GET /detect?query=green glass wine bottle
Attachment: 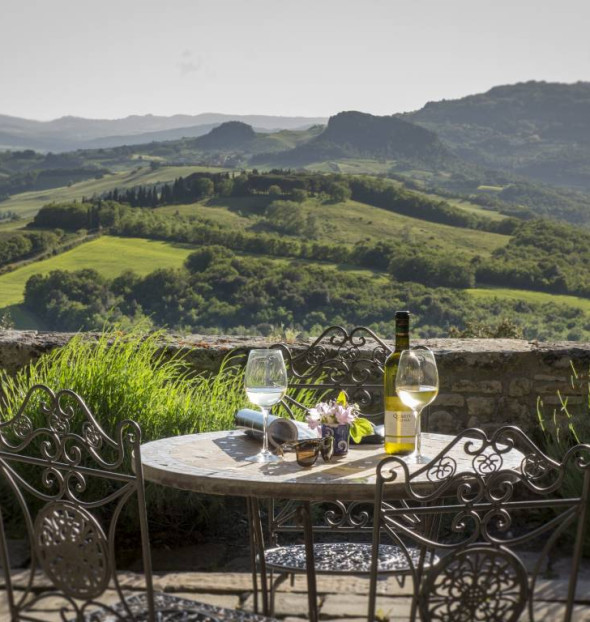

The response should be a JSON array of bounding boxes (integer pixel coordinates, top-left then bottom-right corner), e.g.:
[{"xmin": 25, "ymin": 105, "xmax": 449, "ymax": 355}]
[{"xmin": 384, "ymin": 311, "xmax": 415, "ymax": 454}]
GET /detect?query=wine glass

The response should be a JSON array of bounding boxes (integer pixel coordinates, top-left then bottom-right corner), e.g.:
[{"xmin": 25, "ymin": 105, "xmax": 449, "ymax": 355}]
[
  {"xmin": 244, "ymin": 349, "xmax": 288, "ymax": 463},
  {"xmin": 395, "ymin": 347, "xmax": 439, "ymax": 464}
]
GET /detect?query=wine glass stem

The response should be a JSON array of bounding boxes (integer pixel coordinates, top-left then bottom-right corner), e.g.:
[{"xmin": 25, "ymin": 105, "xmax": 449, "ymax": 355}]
[
  {"xmin": 414, "ymin": 408, "xmax": 422, "ymax": 460},
  {"xmin": 261, "ymin": 407, "xmax": 270, "ymax": 454}
]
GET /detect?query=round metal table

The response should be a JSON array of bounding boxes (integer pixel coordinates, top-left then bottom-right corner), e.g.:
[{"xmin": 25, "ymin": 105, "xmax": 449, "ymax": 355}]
[
  {"xmin": 139, "ymin": 430, "xmax": 475, "ymax": 501},
  {"xmin": 141, "ymin": 430, "xmax": 523, "ymax": 621}
]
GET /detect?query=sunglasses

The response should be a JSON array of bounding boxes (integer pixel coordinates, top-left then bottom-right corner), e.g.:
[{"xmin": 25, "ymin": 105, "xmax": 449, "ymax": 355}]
[{"xmin": 277, "ymin": 436, "xmax": 334, "ymax": 467}]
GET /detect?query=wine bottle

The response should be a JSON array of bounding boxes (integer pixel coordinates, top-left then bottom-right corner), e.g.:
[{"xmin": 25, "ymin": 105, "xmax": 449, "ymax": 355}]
[{"xmin": 384, "ymin": 311, "xmax": 415, "ymax": 454}]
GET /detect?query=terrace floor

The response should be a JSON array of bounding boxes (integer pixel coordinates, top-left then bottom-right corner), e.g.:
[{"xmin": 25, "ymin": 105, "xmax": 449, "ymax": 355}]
[{"xmin": 3, "ymin": 560, "xmax": 590, "ymax": 621}]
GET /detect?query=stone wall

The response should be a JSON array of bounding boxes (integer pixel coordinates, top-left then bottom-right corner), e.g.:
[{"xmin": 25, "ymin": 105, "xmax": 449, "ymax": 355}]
[{"xmin": 1, "ymin": 331, "xmax": 589, "ymax": 436}]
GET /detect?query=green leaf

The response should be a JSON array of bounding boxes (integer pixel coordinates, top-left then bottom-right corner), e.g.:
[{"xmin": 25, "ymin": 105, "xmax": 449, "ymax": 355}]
[
  {"xmin": 349, "ymin": 417, "xmax": 373, "ymax": 443},
  {"xmin": 336, "ymin": 390, "xmax": 348, "ymax": 406}
]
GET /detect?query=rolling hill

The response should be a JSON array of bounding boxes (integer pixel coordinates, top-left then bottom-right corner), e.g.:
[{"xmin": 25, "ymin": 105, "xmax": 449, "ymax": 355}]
[
  {"xmin": 253, "ymin": 111, "xmax": 456, "ymax": 168},
  {"xmin": 404, "ymin": 81, "xmax": 590, "ymax": 190},
  {"xmin": 0, "ymin": 112, "xmax": 328, "ymax": 152}
]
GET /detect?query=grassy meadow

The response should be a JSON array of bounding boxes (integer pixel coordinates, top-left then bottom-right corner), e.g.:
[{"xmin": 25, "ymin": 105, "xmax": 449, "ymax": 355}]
[
  {"xmin": 467, "ymin": 287, "xmax": 590, "ymax": 313},
  {"xmin": 2, "ymin": 165, "xmax": 229, "ymax": 219},
  {"xmin": 160, "ymin": 196, "xmax": 509, "ymax": 257},
  {"xmin": 0, "ymin": 236, "xmax": 195, "ymax": 308}
]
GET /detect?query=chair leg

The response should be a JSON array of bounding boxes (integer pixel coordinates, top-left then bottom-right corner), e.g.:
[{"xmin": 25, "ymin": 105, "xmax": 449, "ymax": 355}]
[
  {"xmin": 0, "ymin": 508, "xmax": 17, "ymax": 619},
  {"xmin": 247, "ymin": 498, "xmax": 260, "ymax": 614},
  {"xmin": 300, "ymin": 501, "xmax": 319, "ymax": 622},
  {"xmin": 249, "ymin": 497, "xmax": 270, "ymax": 616}
]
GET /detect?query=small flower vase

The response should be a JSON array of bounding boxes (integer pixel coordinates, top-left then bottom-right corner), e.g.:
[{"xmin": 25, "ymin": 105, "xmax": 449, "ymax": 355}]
[{"xmin": 321, "ymin": 423, "xmax": 350, "ymax": 456}]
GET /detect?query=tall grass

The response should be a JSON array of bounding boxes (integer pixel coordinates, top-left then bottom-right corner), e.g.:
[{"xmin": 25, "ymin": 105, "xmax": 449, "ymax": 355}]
[
  {"xmin": 0, "ymin": 325, "xmax": 249, "ymax": 540},
  {"xmin": 0, "ymin": 326, "xmax": 247, "ymax": 440},
  {"xmin": 537, "ymin": 363, "xmax": 590, "ymax": 554}
]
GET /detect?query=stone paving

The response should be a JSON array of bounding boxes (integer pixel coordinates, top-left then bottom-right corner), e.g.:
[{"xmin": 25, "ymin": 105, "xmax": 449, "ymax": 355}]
[
  {"xmin": 2, "ymin": 567, "xmax": 590, "ymax": 621},
  {"xmin": 2, "ymin": 540, "xmax": 590, "ymax": 620}
]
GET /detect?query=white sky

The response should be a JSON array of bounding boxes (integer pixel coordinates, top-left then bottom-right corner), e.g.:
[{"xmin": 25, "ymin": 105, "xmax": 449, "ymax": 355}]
[{"xmin": 2, "ymin": 0, "xmax": 590, "ymax": 120}]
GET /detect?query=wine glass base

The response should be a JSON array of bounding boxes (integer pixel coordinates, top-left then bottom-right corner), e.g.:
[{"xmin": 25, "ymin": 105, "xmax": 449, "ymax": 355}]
[{"xmin": 245, "ymin": 450, "xmax": 282, "ymax": 463}]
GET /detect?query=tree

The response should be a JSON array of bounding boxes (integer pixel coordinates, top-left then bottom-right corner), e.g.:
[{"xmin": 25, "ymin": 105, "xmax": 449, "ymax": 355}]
[
  {"xmin": 327, "ymin": 182, "xmax": 351, "ymax": 203},
  {"xmin": 291, "ymin": 188, "xmax": 307, "ymax": 203},
  {"xmin": 185, "ymin": 246, "xmax": 235, "ymax": 272}
]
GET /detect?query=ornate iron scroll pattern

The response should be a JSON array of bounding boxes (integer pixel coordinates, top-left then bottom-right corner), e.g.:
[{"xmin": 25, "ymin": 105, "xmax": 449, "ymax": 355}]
[
  {"xmin": 369, "ymin": 425, "xmax": 590, "ymax": 622},
  {"xmin": 270, "ymin": 499, "xmax": 373, "ymax": 539},
  {"xmin": 272, "ymin": 325, "xmax": 392, "ymax": 423},
  {"xmin": 421, "ymin": 546, "xmax": 528, "ymax": 622},
  {"xmin": 0, "ymin": 384, "xmax": 151, "ymax": 620}
]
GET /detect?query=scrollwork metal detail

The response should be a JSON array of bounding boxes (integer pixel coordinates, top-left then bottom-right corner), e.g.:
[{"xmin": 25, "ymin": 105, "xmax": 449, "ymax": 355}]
[
  {"xmin": 426, "ymin": 456, "xmax": 457, "ymax": 482},
  {"xmin": 35, "ymin": 501, "xmax": 110, "ymax": 600},
  {"xmin": 473, "ymin": 451, "xmax": 503, "ymax": 475},
  {"xmin": 272, "ymin": 325, "xmax": 392, "ymax": 422},
  {"xmin": 422, "ymin": 547, "xmax": 527, "ymax": 622}
]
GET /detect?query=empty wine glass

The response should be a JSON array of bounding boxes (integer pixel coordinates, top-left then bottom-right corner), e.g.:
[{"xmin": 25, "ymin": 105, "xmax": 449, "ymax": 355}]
[
  {"xmin": 244, "ymin": 349, "xmax": 288, "ymax": 463},
  {"xmin": 395, "ymin": 347, "xmax": 439, "ymax": 464}
]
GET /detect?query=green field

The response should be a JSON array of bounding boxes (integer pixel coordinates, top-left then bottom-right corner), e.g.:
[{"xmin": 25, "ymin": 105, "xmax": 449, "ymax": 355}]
[
  {"xmin": 467, "ymin": 287, "xmax": 590, "ymax": 313},
  {"xmin": 304, "ymin": 159, "xmax": 397, "ymax": 175},
  {"xmin": 156, "ymin": 199, "xmax": 254, "ymax": 229},
  {"xmin": 0, "ymin": 236, "xmax": 195, "ymax": 308},
  {"xmin": 305, "ymin": 199, "xmax": 509, "ymax": 256},
  {"xmin": 156, "ymin": 196, "xmax": 510, "ymax": 258},
  {"xmin": 416, "ymin": 191, "xmax": 507, "ymax": 222},
  {"xmin": 1, "ymin": 165, "xmax": 229, "ymax": 219}
]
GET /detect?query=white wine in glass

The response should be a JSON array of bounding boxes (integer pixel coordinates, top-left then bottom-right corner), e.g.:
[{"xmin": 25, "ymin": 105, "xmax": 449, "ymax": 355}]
[
  {"xmin": 244, "ymin": 349, "xmax": 288, "ymax": 463},
  {"xmin": 395, "ymin": 348, "xmax": 439, "ymax": 464}
]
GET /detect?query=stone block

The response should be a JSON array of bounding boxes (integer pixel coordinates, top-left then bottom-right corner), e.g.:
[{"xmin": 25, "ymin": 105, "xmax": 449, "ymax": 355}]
[
  {"xmin": 466, "ymin": 397, "xmax": 496, "ymax": 417},
  {"xmin": 171, "ymin": 592, "xmax": 241, "ymax": 610},
  {"xmin": 536, "ymin": 383, "xmax": 577, "ymax": 395},
  {"xmin": 429, "ymin": 410, "xmax": 461, "ymax": 434},
  {"xmin": 505, "ymin": 399, "xmax": 528, "ymax": 418},
  {"xmin": 534, "ymin": 374, "xmax": 567, "ymax": 382},
  {"xmin": 508, "ymin": 378, "xmax": 533, "ymax": 397},
  {"xmin": 540, "ymin": 395, "xmax": 584, "ymax": 406},
  {"xmin": 452, "ymin": 380, "xmax": 502, "ymax": 394},
  {"xmin": 322, "ymin": 593, "xmax": 411, "ymax": 619},
  {"xmin": 243, "ymin": 592, "xmax": 310, "ymax": 617},
  {"xmin": 434, "ymin": 393, "xmax": 465, "ymax": 407}
]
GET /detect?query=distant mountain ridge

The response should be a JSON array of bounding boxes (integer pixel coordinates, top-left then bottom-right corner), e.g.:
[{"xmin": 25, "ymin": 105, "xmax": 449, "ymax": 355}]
[
  {"xmin": 252, "ymin": 111, "xmax": 454, "ymax": 166},
  {"xmin": 0, "ymin": 112, "xmax": 327, "ymax": 152},
  {"xmin": 404, "ymin": 80, "xmax": 590, "ymax": 188},
  {"xmin": 193, "ymin": 121, "xmax": 257, "ymax": 149}
]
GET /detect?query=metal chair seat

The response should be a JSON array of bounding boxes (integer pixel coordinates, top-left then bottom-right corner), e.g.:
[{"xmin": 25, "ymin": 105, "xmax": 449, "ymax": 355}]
[
  {"xmin": 81, "ymin": 592, "xmax": 275, "ymax": 621},
  {"xmin": 264, "ymin": 542, "xmax": 437, "ymax": 574}
]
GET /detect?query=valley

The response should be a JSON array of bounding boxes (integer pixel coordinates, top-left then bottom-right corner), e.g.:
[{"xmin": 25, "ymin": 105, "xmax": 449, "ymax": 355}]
[{"xmin": 2, "ymin": 82, "xmax": 590, "ymax": 340}]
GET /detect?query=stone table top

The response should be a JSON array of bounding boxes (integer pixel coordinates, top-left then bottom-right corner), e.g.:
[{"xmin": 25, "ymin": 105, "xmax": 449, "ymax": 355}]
[{"xmin": 140, "ymin": 430, "xmax": 525, "ymax": 502}]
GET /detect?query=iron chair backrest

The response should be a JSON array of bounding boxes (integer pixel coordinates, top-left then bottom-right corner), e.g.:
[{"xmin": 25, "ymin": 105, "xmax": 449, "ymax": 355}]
[
  {"xmin": 271, "ymin": 325, "xmax": 392, "ymax": 425},
  {"xmin": 0, "ymin": 384, "xmax": 155, "ymax": 621},
  {"xmin": 369, "ymin": 426, "xmax": 590, "ymax": 622},
  {"xmin": 267, "ymin": 326, "xmax": 391, "ymax": 539}
]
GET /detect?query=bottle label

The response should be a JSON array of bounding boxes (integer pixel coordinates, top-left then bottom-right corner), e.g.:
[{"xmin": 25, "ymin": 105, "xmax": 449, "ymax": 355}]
[{"xmin": 385, "ymin": 410, "xmax": 415, "ymax": 442}]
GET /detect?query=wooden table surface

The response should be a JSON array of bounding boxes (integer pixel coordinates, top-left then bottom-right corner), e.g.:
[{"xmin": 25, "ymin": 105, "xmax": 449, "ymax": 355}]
[{"xmin": 140, "ymin": 430, "xmax": 525, "ymax": 502}]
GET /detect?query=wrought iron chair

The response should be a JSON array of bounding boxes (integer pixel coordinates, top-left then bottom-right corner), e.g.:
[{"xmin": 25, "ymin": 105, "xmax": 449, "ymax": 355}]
[
  {"xmin": 0, "ymin": 384, "xmax": 276, "ymax": 622},
  {"xmin": 240, "ymin": 326, "xmax": 434, "ymax": 611},
  {"xmin": 368, "ymin": 426, "xmax": 590, "ymax": 622}
]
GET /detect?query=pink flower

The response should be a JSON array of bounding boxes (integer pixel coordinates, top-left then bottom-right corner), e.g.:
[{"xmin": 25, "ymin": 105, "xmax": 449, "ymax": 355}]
[
  {"xmin": 334, "ymin": 404, "xmax": 357, "ymax": 425},
  {"xmin": 306, "ymin": 399, "xmax": 359, "ymax": 429},
  {"xmin": 306, "ymin": 409, "xmax": 322, "ymax": 430}
]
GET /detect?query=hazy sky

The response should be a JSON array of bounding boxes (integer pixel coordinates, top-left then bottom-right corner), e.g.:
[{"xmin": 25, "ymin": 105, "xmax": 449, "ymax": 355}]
[{"xmin": 2, "ymin": 0, "xmax": 590, "ymax": 121}]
